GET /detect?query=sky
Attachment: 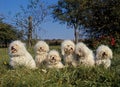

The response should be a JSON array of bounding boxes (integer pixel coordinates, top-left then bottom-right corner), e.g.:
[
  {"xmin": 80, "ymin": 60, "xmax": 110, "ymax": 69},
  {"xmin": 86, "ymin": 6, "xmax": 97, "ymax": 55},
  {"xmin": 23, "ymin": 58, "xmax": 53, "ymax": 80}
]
[{"xmin": 0, "ymin": 0, "xmax": 74, "ymax": 40}]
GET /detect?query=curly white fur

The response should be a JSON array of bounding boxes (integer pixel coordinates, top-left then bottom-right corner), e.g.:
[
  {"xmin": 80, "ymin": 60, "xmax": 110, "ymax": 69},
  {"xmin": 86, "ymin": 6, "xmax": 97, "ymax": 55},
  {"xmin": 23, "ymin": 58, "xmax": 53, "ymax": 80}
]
[
  {"xmin": 75, "ymin": 42, "xmax": 95, "ymax": 67},
  {"xmin": 95, "ymin": 45, "xmax": 113, "ymax": 68},
  {"xmin": 34, "ymin": 41, "xmax": 49, "ymax": 67},
  {"xmin": 9, "ymin": 40, "xmax": 36, "ymax": 69},
  {"xmin": 61, "ymin": 40, "xmax": 77, "ymax": 67},
  {"xmin": 46, "ymin": 50, "xmax": 64, "ymax": 68}
]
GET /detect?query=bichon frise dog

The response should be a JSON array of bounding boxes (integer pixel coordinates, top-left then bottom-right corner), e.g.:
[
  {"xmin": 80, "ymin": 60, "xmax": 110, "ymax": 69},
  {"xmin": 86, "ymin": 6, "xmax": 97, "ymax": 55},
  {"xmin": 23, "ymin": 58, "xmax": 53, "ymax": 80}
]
[
  {"xmin": 61, "ymin": 40, "xmax": 77, "ymax": 67},
  {"xmin": 75, "ymin": 42, "xmax": 95, "ymax": 67},
  {"xmin": 8, "ymin": 40, "xmax": 36, "ymax": 69},
  {"xmin": 34, "ymin": 41, "xmax": 49, "ymax": 67},
  {"xmin": 95, "ymin": 45, "xmax": 113, "ymax": 68},
  {"xmin": 46, "ymin": 50, "xmax": 64, "ymax": 68}
]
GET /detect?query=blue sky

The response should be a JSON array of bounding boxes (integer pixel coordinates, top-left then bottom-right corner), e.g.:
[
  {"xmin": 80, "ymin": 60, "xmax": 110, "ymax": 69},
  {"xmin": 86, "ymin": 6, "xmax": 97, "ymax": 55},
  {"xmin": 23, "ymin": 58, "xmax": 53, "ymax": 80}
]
[{"xmin": 0, "ymin": 0, "xmax": 74, "ymax": 40}]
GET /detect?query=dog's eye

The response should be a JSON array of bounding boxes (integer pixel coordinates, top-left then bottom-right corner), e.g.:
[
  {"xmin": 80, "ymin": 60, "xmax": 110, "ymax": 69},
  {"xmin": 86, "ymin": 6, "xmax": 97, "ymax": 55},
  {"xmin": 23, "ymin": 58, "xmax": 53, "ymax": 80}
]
[
  {"xmin": 67, "ymin": 45, "xmax": 70, "ymax": 47},
  {"xmin": 50, "ymin": 55, "xmax": 52, "ymax": 58},
  {"xmin": 54, "ymin": 55, "xmax": 57, "ymax": 58},
  {"xmin": 15, "ymin": 44, "xmax": 18, "ymax": 47}
]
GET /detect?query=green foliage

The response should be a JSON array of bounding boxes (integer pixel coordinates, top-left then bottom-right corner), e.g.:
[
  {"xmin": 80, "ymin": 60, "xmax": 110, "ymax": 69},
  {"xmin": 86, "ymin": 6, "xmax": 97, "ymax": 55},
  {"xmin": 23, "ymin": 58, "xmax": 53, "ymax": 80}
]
[
  {"xmin": 0, "ymin": 22, "xmax": 23, "ymax": 45},
  {"xmin": 52, "ymin": 0, "xmax": 120, "ymax": 42},
  {"xmin": 0, "ymin": 47, "xmax": 120, "ymax": 87},
  {"xmin": 0, "ymin": 14, "xmax": 5, "ymax": 23},
  {"xmin": 86, "ymin": 32, "xmax": 120, "ymax": 51},
  {"xmin": 52, "ymin": 0, "xmax": 88, "ymax": 43},
  {"xmin": 52, "ymin": 0, "xmax": 83, "ymax": 25},
  {"xmin": 83, "ymin": 0, "xmax": 120, "ymax": 37}
]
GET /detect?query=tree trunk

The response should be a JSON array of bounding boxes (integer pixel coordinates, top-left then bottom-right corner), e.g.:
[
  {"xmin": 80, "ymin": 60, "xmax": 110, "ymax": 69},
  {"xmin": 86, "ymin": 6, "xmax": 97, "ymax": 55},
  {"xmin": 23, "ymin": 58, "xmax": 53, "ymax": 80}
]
[
  {"xmin": 74, "ymin": 27, "xmax": 79, "ymax": 44},
  {"xmin": 28, "ymin": 16, "xmax": 32, "ymax": 47}
]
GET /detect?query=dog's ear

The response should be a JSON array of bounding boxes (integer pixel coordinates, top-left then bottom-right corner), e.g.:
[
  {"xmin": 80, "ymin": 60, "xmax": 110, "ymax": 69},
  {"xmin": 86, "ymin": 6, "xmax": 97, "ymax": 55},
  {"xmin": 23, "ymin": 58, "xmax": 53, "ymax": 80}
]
[
  {"xmin": 61, "ymin": 48, "xmax": 65, "ymax": 55},
  {"xmin": 109, "ymin": 48, "xmax": 113, "ymax": 59},
  {"xmin": 96, "ymin": 51, "xmax": 102, "ymax": 59},
  {"xmin": 46, "ymin": 53, "xmax": 50, "ymax": 62},
  {"xmin": 46, "ymin": 44, "xmax": 50, "ymax": 52},
  {"xmin": 57, "ymin": 55, "xmax": 61, "ymax": 62},
  {"xmin": 23, "ymin": 43, "xmax": 26, "ymax": 47},
  {"xmin": 110, "ymin": 52, "xmax": 113, "ymax": 59},
  {"xmin": 61, "ymin": 41, "xmax": 65, "ymax": 55}
]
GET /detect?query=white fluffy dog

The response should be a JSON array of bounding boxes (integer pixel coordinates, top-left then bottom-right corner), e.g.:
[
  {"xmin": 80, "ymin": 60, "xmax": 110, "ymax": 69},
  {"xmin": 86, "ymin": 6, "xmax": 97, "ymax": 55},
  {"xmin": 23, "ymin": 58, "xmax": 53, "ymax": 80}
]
[
  {"xmin": 75, "ymin": 42, "xmax": 95, "ymax": 67},
  {"xmin": 34, "ymin": 41, "xmax": 49, "ymax": 67},
  {"xmin": 95, "ymin": 45, "xmax": 113, "ymax": 68},
  {"xmin": 8, "ymin": 40, "xmax": 36, "ymax": 69},
  {"xmin": 46, "ymin": 50, "xmax": 64, "ymax": 68},
  {"xmin": 61, "ymin": 40, "xmax": 77, "ymax": 67}
]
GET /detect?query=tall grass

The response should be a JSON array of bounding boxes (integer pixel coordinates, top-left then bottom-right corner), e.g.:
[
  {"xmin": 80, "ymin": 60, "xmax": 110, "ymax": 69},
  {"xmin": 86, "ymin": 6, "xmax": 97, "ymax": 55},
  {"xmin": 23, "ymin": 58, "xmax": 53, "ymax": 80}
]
[{"xmin": 0, "ymin": 47, "xmax": 120, "ymax": 87}]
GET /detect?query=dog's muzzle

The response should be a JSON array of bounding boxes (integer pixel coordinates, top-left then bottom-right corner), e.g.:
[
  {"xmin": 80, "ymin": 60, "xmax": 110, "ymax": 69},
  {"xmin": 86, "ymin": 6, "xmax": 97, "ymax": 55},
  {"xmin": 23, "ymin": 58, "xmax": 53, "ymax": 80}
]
[
  {"xmin": 11, "ymin": 46, "xmax": 17, "ymax": 53},
  {"xmin": 102, "ymin": 52, "xmax": 108, "ymax": 59},
  {"xmin": 50, "ymin": 57, "xmax": 57, "ymax": 64},
  {"xmin": 64, "ymin": 47, "xmax": 73, "ymax": 54}
]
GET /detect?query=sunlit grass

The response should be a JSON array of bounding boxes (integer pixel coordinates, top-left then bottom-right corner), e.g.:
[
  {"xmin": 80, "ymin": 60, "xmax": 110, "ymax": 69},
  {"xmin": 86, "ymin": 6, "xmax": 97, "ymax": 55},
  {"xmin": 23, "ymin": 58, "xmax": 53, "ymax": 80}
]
[
  {"xmin": 0, "ymin": 48, "xmax": 9, "ymax": 59},
  {"xmin": 0, "ymin": 46, "xmax": 120, "ymax": 87}
]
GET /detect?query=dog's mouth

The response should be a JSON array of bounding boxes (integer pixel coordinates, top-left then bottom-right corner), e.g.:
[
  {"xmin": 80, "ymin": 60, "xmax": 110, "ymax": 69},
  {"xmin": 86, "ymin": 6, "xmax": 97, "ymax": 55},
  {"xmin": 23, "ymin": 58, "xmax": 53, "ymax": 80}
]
[{"xmin": 11, "ymin": 46, "xmax": 17, "ymax": 53}]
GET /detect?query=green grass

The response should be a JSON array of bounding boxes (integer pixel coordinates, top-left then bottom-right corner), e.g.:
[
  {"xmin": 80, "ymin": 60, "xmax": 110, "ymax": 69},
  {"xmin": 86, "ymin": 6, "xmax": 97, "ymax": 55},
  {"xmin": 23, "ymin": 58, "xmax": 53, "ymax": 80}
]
[{"xmin": 0, "ymin": 47, "xmax": 120, "ymax": 87}]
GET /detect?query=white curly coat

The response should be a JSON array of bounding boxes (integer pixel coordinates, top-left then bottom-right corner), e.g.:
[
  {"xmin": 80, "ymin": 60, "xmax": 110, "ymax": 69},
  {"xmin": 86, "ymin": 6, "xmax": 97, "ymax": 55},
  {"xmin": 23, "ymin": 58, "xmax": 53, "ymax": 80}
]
[
  {"xmin": 95, "ymin": 45, "xmax": 113, "ymax": 68},
  {"xmin": 46, "ymin": 50, "xmax": 64, "ymax": 68},
  {"xmin": 9, "ymin": 40, "xmax": 36, "ymax": 69},
  {"xmin": 61, "ymin": 40, "xmax": 77, "ymax": 67},
  {"xmin": 34, "ymin": 41, "xmax": 49, "ymax": 67},
  {"xmin": 75, "ymin": 42, "xmax": 95, "ymax": 67}
]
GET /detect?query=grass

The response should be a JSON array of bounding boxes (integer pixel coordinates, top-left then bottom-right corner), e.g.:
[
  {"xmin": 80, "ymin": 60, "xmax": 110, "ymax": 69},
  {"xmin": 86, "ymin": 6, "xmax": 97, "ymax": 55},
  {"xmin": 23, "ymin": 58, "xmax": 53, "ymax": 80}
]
[{"xmin": 0, "ymin": 46, "xmax": 120, "ymax": 87}]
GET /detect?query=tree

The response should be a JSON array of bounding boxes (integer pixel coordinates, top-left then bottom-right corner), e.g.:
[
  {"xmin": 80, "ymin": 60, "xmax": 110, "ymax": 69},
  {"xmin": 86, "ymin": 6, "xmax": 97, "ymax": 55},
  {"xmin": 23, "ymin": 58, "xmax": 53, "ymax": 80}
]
[
  {"xmin": 0, "ymin": 14, "xmax": 5, "ymax": 23},
  {"xmin": 82, "ymin": 0, "xmax": 120, "ymax": 38},
  {"xmin": 15, "ymin": 0, "xmax": 47, "ymax": 46},
  {"xmin": 51, "ymin": 0, "xmax": 87, "ymax": 43},
  {"xmin": 0, "ymin": 21, "xmax": 23, "ymax": 47},
  {"xmin": 28, "ymin": 16, "xmax": 33, "ymax": 47},
  {"xmin": 52, "ymin": 0, "xmax": 120, "ymax": 42}
]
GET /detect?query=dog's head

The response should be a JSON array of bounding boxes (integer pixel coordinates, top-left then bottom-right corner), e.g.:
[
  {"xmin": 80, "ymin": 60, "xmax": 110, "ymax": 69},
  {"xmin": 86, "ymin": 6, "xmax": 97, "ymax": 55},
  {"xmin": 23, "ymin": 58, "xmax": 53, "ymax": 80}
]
[
  {"xmin": 34, "ymin": 41, "xmax": 49, "ymax": 54},
  {"xmin": 8, "ymin": 40, "xmax": 26, "ymax": 56},
  {"xmin": 96, "ymin": 45, "xmax": 113, "ymax": 59},
  {"xmin": 47, "ymin": 50, "xmax": 61, "ymax": 65},
  {"xmin": 61, "ymin": 40, "xmax": 75, "ymax": 55},
  {"xmin": 75, "ymin": 42, "xmax": 90, "ymax": 58}
]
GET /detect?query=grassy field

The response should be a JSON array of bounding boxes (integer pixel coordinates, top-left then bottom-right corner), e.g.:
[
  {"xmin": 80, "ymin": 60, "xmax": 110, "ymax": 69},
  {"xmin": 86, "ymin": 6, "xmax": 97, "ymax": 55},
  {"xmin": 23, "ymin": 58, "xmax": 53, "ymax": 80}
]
[{"xmin": 0, "ymin": 46, "xmax": 120, "ymax": 87}]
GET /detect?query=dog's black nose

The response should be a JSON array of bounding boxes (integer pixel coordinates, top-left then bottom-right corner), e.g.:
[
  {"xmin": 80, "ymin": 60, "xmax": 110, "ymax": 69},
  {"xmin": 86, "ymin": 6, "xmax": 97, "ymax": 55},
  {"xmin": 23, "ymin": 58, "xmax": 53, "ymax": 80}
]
[
  {"xmin": 102, "ymin": 52, "xmax": 106, "ymax": 56},
  {"xmin": 40, "ymin": 47, "xmax": 42, "ymax": 49},
  {"xmin": 52, "ymin": 57, "xmax": 54, "ymax": 60},
  {"xmin": 71, "ymin": 48, "xmax": 73, "ymax": 50}
]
